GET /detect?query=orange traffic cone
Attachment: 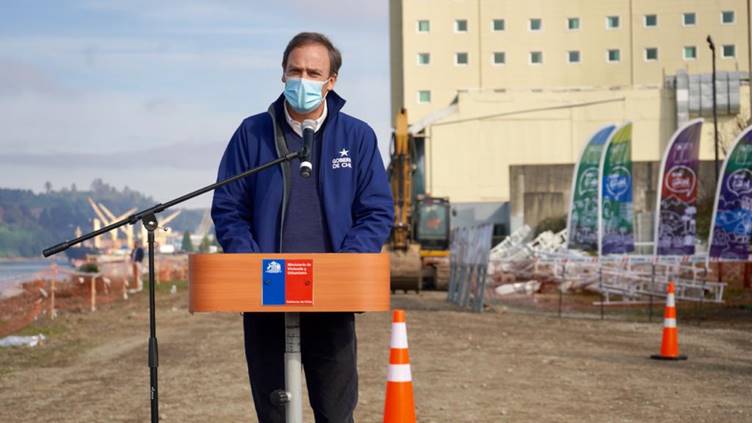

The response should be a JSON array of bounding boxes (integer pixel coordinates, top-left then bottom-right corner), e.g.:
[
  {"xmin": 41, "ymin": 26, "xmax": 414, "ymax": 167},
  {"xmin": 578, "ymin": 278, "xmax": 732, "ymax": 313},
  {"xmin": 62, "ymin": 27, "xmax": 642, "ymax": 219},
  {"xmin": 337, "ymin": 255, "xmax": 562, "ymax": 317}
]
[
  {"xmin": 384, "ymin": 309, "xmax": 416, "ymax": 423},
  {"xmin": 650, "ymin": 281, "xmax": 687, "ymax": 361}
]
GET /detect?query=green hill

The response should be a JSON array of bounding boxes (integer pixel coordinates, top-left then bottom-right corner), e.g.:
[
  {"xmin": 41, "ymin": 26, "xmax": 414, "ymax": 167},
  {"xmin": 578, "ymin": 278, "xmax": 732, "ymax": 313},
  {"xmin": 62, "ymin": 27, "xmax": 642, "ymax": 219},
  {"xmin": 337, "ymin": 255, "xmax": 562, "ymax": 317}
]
[{"xmin": 0, "ymin": 179, "xmax": 207, "ymax": 257}]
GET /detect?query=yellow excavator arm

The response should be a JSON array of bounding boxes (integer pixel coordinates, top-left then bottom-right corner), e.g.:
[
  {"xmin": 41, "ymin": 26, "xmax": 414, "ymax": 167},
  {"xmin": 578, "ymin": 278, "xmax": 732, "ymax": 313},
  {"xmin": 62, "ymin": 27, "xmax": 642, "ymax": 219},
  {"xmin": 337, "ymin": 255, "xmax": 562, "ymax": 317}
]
[{"xmin": 389, "ymin": 108, "xmax": 412, "ymax": 251}]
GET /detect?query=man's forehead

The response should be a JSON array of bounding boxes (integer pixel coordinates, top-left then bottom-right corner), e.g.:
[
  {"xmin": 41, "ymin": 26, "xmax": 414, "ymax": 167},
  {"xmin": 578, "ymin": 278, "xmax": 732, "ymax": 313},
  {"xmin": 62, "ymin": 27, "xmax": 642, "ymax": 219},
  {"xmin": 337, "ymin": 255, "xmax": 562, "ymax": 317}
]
[{"xmin": 286, "ymin": 44, "xmax": 329, "ymax": 68}]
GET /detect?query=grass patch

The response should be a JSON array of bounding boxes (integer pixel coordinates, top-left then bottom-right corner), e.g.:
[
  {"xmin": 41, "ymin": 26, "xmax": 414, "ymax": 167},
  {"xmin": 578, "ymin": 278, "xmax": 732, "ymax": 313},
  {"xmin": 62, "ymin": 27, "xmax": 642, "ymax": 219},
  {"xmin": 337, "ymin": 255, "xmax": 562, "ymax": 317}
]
[
  {"xmin": 16, "ymin": 320, "xmax": 68, "ymax": 338},
  {"xmin": 1, "ymin": 279, "xmax": 190, "ymax": 377},
  {"xmin": 143, "ymin": 279, "xmax": 188, "ymax": 294},
  {"xmin": 739, "ymin": 303, "xmax": 752, "ymax": 312},
  {"xmin": 0, "ymin": 315, "xmax": 90, "ymax": 374}
]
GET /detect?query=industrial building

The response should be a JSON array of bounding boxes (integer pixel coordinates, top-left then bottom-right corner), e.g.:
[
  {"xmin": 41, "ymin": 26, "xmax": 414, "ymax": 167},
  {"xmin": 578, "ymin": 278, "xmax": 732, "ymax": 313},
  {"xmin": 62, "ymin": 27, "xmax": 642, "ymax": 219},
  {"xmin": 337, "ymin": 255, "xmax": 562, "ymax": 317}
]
[{"xmin": 389, "ymin": 0, "xmax": 752, "ymax": 237}]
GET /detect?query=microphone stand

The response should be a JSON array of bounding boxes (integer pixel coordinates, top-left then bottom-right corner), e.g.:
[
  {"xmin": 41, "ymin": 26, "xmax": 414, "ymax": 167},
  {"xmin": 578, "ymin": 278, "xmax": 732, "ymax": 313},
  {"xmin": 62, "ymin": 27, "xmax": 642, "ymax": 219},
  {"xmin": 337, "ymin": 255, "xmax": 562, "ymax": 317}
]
[{"xmin": 43, "ymin": 149, "xmax": 304, "ymax": 423}]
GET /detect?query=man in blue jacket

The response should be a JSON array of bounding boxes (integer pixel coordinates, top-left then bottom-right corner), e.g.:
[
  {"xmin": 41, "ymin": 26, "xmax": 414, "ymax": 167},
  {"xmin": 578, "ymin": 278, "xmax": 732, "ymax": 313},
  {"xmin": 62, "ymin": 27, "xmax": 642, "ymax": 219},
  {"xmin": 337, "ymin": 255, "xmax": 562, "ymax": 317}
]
[{"xmin": 211, "ymin": 32, "xmax": 393, "ymax": 422}]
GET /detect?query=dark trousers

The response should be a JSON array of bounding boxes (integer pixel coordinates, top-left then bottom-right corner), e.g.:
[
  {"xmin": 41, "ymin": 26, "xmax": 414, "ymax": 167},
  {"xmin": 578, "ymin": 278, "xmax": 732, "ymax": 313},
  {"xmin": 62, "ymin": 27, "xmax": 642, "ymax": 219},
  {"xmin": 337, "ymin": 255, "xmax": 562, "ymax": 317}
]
[{"xmin": 243, "ymin": 312, "xmax": 358, "ymax": 423}]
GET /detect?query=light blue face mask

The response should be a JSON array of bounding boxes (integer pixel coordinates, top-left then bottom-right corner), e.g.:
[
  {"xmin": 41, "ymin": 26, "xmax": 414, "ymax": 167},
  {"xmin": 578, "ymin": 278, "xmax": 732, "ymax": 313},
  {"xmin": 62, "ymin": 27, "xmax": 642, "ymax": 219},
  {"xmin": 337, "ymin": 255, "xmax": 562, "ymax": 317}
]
[{"xmin": 284, "ymin": 77, "xmax": 327, "ymax": 113}]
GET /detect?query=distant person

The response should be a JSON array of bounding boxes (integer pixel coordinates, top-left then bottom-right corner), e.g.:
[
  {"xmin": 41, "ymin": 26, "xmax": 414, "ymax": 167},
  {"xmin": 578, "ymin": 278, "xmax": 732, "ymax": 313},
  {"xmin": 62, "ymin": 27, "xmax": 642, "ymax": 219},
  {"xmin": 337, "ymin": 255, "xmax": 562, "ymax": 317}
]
[
  {"xmin": 129, "ymin": 240, "xmax": 144, "ymax": 292},
  {"xmin": 212, "ymin": 32, "xmax": 393, "ymax": 422}
]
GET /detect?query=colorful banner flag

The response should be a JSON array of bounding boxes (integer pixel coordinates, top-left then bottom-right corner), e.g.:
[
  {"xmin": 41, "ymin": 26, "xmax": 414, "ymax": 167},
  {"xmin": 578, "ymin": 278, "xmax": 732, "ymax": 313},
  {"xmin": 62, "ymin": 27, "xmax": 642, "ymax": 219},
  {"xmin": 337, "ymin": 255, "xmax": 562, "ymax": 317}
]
[
  {"xmin": 598, "ymin": 123, "xmax": 634, "ymax": 255},
  {"xmin": 709, "ymin": 126, "xmax": 752, "ymax": 260},
  {"xmin": 654, "ymin": 119, "xmax": 703, "ymax": 256},
  {"xmin": 566, "ymin": 125, "xmax": 616, "ymax": 252}
]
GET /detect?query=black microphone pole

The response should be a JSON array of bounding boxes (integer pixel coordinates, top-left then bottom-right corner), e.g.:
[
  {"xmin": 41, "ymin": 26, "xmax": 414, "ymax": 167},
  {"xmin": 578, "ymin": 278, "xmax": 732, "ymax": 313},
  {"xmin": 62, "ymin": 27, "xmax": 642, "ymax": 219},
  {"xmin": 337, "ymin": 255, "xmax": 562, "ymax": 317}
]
[{"xmin": 43, "ymin": 147, "xmax": 305, "ymax": 423}]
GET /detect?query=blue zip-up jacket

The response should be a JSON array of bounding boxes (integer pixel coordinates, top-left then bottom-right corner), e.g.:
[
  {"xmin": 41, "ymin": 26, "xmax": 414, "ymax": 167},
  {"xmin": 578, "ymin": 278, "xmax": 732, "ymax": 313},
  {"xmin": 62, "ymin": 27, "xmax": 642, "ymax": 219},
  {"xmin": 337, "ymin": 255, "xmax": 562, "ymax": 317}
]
[{"xmin": 211, "ymin": 91, "xmax": 394, "ymax": 254}]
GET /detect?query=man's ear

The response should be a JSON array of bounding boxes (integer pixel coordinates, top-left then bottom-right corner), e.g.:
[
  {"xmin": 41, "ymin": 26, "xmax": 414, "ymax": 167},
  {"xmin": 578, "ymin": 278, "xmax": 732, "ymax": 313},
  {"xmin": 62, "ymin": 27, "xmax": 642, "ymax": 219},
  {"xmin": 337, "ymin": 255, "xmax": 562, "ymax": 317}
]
[{"xmin": 327, "ymin": 74, "xmax": 337, "ymax": 92}]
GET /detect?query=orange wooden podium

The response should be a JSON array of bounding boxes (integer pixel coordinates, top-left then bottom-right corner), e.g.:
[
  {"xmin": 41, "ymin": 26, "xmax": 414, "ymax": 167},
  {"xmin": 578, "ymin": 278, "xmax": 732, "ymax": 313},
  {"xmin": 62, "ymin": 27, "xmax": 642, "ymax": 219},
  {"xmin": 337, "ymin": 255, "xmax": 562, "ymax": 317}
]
[{"xmin": 189, "ymin": 253, "xmax": 391, "ymax": 312}]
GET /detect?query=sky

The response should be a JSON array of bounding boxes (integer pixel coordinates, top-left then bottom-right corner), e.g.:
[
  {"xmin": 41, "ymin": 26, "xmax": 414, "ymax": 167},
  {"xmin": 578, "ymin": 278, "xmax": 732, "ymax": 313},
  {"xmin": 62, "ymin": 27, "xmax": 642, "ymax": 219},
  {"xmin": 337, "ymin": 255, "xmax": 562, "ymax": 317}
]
[{"xmin": 0, "ymin": 0, "xmax": 391, "ymax": 209}]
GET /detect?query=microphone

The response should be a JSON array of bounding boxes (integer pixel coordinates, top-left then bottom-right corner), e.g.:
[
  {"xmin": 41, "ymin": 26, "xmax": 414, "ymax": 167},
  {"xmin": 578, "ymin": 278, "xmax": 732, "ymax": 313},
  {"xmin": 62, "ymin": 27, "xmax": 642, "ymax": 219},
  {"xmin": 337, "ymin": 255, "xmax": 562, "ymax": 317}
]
[{"xmin": 300, "ymin": 119, "xmax": 315, "ymax": 178}]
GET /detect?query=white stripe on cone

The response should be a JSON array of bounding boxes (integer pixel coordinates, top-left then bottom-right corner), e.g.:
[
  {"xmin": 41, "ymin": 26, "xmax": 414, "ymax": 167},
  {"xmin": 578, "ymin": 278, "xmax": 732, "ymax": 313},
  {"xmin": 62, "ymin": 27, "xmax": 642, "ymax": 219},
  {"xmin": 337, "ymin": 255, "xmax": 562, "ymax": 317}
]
[
  {"xmin": 387, "ymin": 364, "xmax": 412, "ymax": 382},
  {"xmin": 666, "ymin": 294, "xmax": 675, "ymax": 307},
  {"xmin": 391, "ymin": 323, "xmax": 408, "ymax": 349},
  {"xmin": 664, "ymin": 318, "xmax": 677, "ymax": 328}
]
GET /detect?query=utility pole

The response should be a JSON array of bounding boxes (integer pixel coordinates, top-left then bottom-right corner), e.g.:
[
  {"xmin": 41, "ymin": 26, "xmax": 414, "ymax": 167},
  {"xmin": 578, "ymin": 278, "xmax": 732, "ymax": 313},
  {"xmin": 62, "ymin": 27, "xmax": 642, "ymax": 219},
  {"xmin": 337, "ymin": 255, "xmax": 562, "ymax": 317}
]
[{"xmin": 707, "ymin": 35, "xmax": 720, "ymax": 185}]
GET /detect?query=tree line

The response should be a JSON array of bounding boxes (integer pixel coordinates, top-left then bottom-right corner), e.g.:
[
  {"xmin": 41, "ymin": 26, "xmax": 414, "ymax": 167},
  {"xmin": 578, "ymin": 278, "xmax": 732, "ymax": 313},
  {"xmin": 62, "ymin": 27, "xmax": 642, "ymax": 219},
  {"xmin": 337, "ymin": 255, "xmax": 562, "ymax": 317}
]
[{"xmin": 0, "ymin": 179, "xmax": 207, "ymax": 257}]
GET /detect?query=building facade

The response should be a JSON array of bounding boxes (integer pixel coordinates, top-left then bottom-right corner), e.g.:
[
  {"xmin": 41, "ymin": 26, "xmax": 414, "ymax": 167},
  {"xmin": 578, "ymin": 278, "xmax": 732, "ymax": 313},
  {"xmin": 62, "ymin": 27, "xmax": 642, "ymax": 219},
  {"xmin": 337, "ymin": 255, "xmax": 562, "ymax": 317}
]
[
  {"xmin": 389, "ymin": 0, "xmax": 752, "ymax": 234},
  {"xmin": 391, "ymin": 0, "xmax": 751, "ymax": 120}
]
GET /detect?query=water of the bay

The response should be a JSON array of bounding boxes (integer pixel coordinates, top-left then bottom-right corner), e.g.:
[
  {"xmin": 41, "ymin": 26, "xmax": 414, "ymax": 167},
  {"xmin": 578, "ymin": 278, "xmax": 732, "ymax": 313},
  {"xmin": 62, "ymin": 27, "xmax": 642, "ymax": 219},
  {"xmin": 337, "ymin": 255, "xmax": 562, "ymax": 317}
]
[{"xmin": 0, "ymin": 257, "xmax": 73, "ymax": 295}]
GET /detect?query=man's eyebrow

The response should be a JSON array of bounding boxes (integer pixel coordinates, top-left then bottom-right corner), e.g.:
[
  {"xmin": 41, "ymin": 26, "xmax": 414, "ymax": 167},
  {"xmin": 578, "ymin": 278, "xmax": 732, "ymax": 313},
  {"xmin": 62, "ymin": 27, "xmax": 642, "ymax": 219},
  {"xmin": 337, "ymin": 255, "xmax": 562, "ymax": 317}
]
[
  {"xmin": 286, "ymin": 64, "xmax": 327, "ymax": 75},
  {"xmin": 287, "ymin": 65, "xmax": 321, "ymax": 71}
]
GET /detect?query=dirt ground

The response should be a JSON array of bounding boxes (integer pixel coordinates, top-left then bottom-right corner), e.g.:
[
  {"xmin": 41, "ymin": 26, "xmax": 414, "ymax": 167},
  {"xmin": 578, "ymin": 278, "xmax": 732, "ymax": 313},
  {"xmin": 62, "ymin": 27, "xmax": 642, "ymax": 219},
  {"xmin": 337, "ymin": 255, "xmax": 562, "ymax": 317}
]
[{"xmin": 1, "ymin": 283, "xmax": 751, "ymax": 422}]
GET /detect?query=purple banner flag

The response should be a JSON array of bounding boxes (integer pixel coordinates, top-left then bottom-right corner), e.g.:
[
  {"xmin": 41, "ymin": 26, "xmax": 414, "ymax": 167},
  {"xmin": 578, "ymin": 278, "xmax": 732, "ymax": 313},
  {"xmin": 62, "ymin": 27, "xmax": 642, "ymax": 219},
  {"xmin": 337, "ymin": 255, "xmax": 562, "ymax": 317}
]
[
  {"xmin": 654, "ymin": 119, "xmax": 703, "ymax": 256},
  {"xmin": 709, "ymin": 126, "xmax": 752, "ymax": 260}
]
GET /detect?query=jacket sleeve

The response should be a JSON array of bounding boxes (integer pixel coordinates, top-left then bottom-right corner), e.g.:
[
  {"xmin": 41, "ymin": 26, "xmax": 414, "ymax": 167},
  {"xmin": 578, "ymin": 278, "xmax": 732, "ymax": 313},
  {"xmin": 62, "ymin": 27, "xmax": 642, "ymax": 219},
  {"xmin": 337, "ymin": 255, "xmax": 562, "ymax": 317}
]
[
  {"xmin": 211, "ymin": 125, "xmax": 261, "ymax": 253},
  {"xmin": 339, "ymin": 127, "xmax": 394, "ymax": 253}
]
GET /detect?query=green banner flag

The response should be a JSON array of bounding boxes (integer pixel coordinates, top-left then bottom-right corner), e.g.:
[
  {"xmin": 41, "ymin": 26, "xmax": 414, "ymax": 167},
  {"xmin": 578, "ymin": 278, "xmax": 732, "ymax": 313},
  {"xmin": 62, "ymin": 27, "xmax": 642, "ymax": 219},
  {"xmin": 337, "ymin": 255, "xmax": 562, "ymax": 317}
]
[{"xmin": 566, "ymin": 125, "xmax": 616, "ymax": 252}]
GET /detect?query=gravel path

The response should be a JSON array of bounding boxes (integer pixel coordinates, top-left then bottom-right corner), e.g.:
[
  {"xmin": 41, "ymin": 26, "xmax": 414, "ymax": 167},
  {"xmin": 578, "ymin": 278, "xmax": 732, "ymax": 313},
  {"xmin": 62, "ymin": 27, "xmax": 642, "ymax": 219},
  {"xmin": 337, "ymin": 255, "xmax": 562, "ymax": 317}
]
[{"xmin": 1, "ymin": 286, "xmax": 750, "ymax": 422}]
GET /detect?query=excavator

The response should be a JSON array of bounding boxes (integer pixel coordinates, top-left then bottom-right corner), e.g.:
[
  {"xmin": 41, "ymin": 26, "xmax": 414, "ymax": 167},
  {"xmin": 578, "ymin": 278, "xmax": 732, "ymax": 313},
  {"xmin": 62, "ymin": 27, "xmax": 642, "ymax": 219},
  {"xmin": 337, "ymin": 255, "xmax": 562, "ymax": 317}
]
[{"xmin": 386, "ymin": 108, "xmax": 451, "ymax": 293}]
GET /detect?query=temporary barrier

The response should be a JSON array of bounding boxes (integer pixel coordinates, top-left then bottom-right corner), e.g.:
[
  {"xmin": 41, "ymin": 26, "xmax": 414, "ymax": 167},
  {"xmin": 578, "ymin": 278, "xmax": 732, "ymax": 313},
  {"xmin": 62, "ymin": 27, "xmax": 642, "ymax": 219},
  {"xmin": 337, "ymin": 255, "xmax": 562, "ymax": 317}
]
[{"xmin": 447, "ymin": 224, "xmax": 493, "ymax": 312}]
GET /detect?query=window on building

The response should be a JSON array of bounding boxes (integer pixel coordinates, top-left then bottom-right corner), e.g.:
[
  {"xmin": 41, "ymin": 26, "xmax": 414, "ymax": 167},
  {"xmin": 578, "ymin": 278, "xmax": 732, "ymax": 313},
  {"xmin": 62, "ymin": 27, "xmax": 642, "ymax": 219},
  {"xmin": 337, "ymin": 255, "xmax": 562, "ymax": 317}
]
[
  {"xmin": 417, "ymin": 53, "xmax": 430, "ymax": 65},
  {"xmin": 492, "ymin": 19, "xmax": 505, "ymax": 31},
  {"xmin": 606, "ymin": 16, "xmax": 620, "ymax": 29},
  {"xmin": 722, "ymin": 11, "xmax": 735, "ymax": 24},
  {"xmin": 723, "ymin": 44, "xmax": 736, "ymax": 58},
  {"xmin": 607, "ymin": 49, "xmax": 620, "ymax": 62},
  {"xmin": 530, "ymin": 51, "xmax": 543, "ymax": 64},
  {"xmin": 645, "ymin": 47, "xmax": 658, "ymax": 61},
  {"xmin": 568, "ymin": 50, "xmax": 581, "ymax": 63},
  {"xmin": 683, "ymin": 12, "xmax": 696, "ymax": 26},
  {"xmin": 683, "ymin": 46, "xmax": 697, "ymax": 60},
  {"xmin": 568, "ymin": 17, "xmax": 580, "ymax": 30},
  {"xmin": 417, "ymin": 20, "xmax": 430, "ymax": 32},
  {"xmin": 492, "ymin": 51, "xmax": 506, "ymax": 64},
  {"xmin": 455, "ymin": 19, "xmax": 468, "ymax": 32},
  {"xmin": 529, "ymin": 18, "xmax": 542, "ymax": 31},
  {"xmin": 455, "ymin": 52, "xmax": 469, "ymax": 65},
  {"xmin": 418, "ymin": 90, "xmax": 431, "ymax": 104},
  {"xmin": 644, "ymin": 14, "xmax": 657, "ymax": 27}
]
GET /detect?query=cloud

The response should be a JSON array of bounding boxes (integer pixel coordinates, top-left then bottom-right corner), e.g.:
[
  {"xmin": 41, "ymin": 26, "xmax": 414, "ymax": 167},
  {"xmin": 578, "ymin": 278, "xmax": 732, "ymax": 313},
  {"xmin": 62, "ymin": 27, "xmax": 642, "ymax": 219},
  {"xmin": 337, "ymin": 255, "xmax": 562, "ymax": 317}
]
[
  {"xmin": 0, "ymin": 162, "xmax": 219, "ymax": 209},
  {"xmin": 0, "ymin": 59, "xmax": 69, "ymax": 96},
  {"xmin": 0, "ymin": 141, "xmax": 225, "ymax": 170},
  {"xmin": 0, "ymin": 0, "xmax": 392, "ymax": 203},
  {"xmin": 77, "ymin": 0, "xmax": 387, "ymax": 26},
  {"xmin": 76, "ymin": 0, "xmax": 274, "ymax": 23},
  {"xmin": 280, "ymin": 0, "xmax": 387, "ymax": 25},
  {"xmin": 0, "ymin": 89, "xmax": 242, "ymax": 154},
  {"xmin": 0, "ymin": 35, "xmax": 281, "ymax": 74}
]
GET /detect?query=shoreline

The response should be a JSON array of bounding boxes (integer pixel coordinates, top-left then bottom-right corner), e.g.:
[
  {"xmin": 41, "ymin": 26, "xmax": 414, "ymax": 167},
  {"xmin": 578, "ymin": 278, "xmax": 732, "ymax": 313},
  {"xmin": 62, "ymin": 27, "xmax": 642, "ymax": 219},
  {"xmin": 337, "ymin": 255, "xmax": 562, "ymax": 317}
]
[
  {"xmin": 0, "ymin": 258, "xmax": 76, "ymax": 300},
  {"xmin": 0, "ymin": 255, "xmax": 189, "ymax": 336},
  {"xmin": 0, "ymin": 256, "xmax": 41, "ymax": 263}
]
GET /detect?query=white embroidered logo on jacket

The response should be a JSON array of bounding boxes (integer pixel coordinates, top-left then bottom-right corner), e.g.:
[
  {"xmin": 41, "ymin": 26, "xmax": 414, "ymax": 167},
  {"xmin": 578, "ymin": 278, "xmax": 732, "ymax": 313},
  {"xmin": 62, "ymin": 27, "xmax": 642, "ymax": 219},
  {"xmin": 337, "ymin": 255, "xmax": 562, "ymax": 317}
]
[{"xmin": 332, "ymin": 148, "xmax": 352, "ymax": 170}]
